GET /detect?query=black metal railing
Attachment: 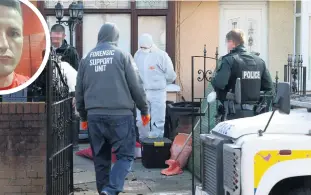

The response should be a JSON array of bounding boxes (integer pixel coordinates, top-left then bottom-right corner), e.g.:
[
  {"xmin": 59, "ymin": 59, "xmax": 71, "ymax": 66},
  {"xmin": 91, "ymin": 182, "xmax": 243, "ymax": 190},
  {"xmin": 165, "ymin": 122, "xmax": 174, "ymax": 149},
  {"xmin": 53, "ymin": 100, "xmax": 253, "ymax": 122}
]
[
  {"xmin": 284, "ymin": 54, "xmax": 307, "ymax": 96},
  {"xmin": 189, "ymin": 47, "xmax": 281, "ymax": 186},
  {"xmin": 190, "ymin": 45, "xmax": 219, "ymax": 192},
  {"xmin": 46, "ymin": 52, "xmax": 74, "ymax": 195}
]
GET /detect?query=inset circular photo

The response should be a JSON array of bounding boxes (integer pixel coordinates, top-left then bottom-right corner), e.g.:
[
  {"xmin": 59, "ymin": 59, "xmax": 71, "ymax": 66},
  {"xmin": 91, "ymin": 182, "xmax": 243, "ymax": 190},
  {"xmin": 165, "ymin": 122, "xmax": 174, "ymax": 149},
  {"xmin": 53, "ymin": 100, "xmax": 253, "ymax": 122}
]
[{"xmin": 0, "ymin": 0, "xmax": 50, "ymax": 95}]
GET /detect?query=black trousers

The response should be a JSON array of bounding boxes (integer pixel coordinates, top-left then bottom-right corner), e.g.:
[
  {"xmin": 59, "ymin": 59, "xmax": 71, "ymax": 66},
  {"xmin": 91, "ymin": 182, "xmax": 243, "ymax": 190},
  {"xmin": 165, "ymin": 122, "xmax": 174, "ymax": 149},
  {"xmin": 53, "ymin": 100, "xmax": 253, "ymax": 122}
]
[
  {"xmin": 226, "ymin": 108, "xmax": 254, "ymax": 120},
  {"xmin": 221, "ymin": 101, "xmax": 272, "ymax": 121}
]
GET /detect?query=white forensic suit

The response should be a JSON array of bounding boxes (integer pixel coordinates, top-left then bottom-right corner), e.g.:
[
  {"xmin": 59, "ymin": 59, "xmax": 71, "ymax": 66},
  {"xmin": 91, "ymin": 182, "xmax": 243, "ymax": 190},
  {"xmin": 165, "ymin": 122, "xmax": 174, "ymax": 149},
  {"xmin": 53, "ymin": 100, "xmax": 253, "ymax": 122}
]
[
  {"xmin": 134, "ymin": 34, "xmax": 177, "ymax": 139},
  {"xmin": 58, "ymin": 61, "xmax": 79, "ymax": 116},
  {"xmin": 59, "ymin": 61, "xmax": 77, "ymax": 93}
]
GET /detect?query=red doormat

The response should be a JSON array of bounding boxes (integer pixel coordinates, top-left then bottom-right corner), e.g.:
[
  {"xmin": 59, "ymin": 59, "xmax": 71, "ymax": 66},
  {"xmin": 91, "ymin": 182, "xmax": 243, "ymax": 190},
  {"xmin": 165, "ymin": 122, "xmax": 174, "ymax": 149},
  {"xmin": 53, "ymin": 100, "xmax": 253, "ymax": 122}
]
[
  {"xmin": 75, "ymin": 147, "xmax": 94, "ymax": 160},
  {"xmin": 75, "ymin": 147, "xmax": 117, "ymax": 163},
  {"xmin": 75, "ymin": 142, "xmax": 142, "ymax": 163}
]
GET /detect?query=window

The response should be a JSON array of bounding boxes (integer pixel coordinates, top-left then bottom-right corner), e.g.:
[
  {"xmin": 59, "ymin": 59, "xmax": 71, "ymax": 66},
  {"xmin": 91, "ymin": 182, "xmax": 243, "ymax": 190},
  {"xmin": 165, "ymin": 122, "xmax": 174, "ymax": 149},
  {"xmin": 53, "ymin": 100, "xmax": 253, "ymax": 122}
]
[
  {"xmin": 294, "ymin": 0, "xmax": 301, "ymax": 55},
  {"xmin": 45, "ymin": 0, "xmax": 131, "ymax": 9},
  {"xmin": 295, "ymin": 16, "xmax": 301, "ymax": 55},
  {"xmin": 309, "ymin": 17, "xmax": 311, "ymax": 79},
  {"xmin": 41, "ymin": 0, "xmax": 175, "ymax": 64},
  {"xmin": 83, "ymin": 14, "xmax": 131, "ymax": 56},
  {"xmin": 138, "ymin": 16, "xmax": 166, "ymax": 51},
  {"xmin": 82, "ymin": 1, "xmax": 130, "ymax": 9},
  {"xmin": 296, "ymin": 0, "xmax": 301, "ymax": 14},
  {"xmin": 136, "ymin": 0, "xmax": 168, "ymax": 9}
]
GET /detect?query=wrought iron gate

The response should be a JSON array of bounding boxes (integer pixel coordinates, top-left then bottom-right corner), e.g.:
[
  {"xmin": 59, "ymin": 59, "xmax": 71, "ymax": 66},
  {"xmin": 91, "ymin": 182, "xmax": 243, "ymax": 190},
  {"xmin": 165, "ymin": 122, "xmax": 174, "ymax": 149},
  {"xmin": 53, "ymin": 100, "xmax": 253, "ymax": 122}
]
[
  {"xmin": 187, "ymin": 45, "xmax": 219, "ymax": 192},
  {"xmin": 284, "ymin": 54, "xmax": 307, "ymax": 96},
  {"xmin": 46, "ymin": 53, "xmax": 74, "ymax": 195}
]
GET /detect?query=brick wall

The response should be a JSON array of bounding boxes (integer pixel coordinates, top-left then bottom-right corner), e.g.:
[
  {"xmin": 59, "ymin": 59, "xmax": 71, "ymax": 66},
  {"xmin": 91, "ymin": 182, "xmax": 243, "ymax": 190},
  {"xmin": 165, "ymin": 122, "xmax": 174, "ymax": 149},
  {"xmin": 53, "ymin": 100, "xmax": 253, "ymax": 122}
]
[
  {"xmin": 15, "ymin": 3, "xmax": 46, "ymax": 78},
  {"xmin": 0, "ymin": 103, "xmax": 46, "ymax": 195}
]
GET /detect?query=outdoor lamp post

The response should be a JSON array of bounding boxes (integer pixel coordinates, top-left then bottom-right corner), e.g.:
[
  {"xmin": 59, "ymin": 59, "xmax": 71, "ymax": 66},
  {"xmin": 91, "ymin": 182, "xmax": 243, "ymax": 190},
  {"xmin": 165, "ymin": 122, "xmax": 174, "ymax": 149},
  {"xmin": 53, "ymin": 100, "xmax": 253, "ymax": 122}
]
[
  {"xmin": 54, "ymin": 1, "xmax": 84, "ymax": 46},
  {"xmin": 54, "ymin": 1, "xmax": 84, "ymax": 151}
]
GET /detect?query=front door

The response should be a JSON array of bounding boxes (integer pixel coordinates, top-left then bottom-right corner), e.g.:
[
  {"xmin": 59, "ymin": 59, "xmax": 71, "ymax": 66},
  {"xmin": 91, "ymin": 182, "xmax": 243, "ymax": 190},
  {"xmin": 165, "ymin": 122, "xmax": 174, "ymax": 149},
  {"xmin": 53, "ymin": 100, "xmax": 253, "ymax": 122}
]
[{"xmin": 219, "ymin": 3, "xmax": 268, "ymax": 65}]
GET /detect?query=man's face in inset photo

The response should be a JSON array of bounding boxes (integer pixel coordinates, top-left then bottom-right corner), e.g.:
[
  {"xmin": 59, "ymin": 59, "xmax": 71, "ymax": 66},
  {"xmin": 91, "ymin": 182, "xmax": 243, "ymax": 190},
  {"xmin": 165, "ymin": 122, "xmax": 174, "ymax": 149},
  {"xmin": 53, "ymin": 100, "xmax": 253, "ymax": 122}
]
[{"xmin": 0, "ymin": 5, "xmax": 23, "ymax": 78}]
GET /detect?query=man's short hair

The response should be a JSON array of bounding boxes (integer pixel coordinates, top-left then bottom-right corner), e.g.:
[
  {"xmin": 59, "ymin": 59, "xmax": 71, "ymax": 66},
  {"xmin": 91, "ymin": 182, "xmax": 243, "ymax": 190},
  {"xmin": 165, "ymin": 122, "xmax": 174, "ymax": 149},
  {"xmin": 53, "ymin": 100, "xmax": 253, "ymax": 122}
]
[
  {"xmin": 51, "ymin": 24, "xmax": 65, "ymax": 33},
  {"xmin": 0, "ymin": 0, "xmax": 22, "ymax": 16},
  {"xmin": 226, "ymin": 29, "xmax": 245, "ymax": 46}
]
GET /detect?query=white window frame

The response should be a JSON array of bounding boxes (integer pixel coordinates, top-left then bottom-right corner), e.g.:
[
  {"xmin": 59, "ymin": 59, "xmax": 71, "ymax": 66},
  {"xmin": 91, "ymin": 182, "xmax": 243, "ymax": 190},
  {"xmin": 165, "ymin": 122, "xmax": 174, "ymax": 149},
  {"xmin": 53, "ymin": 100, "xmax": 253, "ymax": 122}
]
[
  {"xmin": 294, "ymin": 0, "xmax": 311, "ymax": 90},
  {"xmin": 293, "ymin": 0, "xmax": 301, "ymax": 55},
  {"xmin": 300, "ymin": 0, "xmax": 308, "ymax": 66}
]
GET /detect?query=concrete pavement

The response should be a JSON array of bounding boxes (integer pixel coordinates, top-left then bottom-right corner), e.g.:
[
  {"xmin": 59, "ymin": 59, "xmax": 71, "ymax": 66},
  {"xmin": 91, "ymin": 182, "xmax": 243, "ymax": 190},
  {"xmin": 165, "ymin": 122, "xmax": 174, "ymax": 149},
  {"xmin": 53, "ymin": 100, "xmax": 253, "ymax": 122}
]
[{"xmin": 74, "ymin": 144, "xmax": 195, "ymax": 195}]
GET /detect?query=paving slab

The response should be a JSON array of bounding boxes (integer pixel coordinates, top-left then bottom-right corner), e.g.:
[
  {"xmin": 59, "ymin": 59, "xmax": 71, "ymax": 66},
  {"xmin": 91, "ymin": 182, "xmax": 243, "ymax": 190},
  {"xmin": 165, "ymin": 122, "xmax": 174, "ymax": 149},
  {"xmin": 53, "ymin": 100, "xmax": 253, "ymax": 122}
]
[
  {"xmin": 74, "ymin": 144, "xmax": 197, "ymax": 194},
  {"xmin": 74, "ymin": 147, "xmax": 96, "ymax": 184},
  {"xmin": 75, "ymin": 192, "xmax": 191, "ymax": 195}
]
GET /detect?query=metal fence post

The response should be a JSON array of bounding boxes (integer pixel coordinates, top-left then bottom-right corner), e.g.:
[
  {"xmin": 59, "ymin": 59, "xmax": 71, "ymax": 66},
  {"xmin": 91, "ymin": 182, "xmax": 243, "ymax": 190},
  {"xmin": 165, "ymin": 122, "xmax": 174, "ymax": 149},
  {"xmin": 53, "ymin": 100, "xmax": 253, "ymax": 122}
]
[
  {"xmin": 46, "ymin": 52, "xmax": 53, "ymax": 195},
  {"xmin": 284, "ymin": 53, "xmax": 307, "ymax": 96}
]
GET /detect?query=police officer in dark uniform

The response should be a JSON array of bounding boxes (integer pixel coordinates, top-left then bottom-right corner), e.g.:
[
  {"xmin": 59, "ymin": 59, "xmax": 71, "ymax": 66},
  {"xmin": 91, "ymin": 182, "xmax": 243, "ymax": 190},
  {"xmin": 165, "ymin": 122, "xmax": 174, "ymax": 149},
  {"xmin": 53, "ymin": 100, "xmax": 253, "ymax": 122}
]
[{"xmin": 211, "ymin": 29, "xmax": 273, "ymax": 120}]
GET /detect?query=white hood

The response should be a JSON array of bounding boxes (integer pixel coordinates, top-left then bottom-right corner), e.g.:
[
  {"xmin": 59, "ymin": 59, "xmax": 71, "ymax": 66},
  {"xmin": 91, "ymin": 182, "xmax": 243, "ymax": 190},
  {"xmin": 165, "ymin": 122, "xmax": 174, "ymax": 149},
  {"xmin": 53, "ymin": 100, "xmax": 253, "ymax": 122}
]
[
  {"xmin": 212, "ymin": 109, "xmax": 311, "ymax": 139},
  {"xmin": 139, "ymin": 33, "xmax": 153, "ymax": 48}
]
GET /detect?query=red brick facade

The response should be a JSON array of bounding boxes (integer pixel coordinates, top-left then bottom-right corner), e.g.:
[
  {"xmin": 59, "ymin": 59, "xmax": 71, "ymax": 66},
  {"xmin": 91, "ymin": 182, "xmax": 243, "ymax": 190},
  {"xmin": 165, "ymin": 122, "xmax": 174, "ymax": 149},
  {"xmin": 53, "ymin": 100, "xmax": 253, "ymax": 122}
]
[{"xmin": 0, "ymin": 103, "xmax": 46, "ymax": 195}]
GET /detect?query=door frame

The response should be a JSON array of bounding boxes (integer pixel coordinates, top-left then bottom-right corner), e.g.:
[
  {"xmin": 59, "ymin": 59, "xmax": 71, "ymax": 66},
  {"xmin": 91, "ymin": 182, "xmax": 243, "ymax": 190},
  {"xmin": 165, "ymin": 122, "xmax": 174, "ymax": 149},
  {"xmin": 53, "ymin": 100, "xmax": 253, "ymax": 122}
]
[
  {"xmin": 219, "ymin": 1, "xmax": 268, "ymax": 67},
  {"xmin": 299, "ymin": 0, "xmax": 311, "ymax": 90}
]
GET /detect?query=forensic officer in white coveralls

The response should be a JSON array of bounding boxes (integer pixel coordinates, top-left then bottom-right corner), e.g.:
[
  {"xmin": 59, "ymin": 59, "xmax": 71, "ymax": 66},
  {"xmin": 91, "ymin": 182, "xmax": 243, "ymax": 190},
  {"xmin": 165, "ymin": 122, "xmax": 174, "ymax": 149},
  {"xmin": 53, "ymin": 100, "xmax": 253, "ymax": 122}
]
[{"xmin": 134, "ymin": 33, "xmax": 177, "ymax": 139}]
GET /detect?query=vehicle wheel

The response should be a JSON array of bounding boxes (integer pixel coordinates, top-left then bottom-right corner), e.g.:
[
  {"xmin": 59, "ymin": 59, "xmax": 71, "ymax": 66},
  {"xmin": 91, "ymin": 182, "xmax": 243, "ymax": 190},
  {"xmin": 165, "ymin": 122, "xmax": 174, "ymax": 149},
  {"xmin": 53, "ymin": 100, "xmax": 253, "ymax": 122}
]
[
  {"xmin": 287, "ymin": 187, "xmax": 311, "ymax": 195},
  {"xmin": 307, "ymin": 108, "xmax": 311, "ymax": 113}
]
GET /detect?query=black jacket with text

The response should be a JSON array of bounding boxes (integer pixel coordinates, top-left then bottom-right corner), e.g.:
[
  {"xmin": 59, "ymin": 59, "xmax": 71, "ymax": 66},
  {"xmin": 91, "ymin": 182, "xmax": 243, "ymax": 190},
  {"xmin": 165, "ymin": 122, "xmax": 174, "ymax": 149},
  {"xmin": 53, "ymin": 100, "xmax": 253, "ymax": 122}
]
[{"xmin": 211, "ymin": 45, "xmax": 273, "ymax": 103}]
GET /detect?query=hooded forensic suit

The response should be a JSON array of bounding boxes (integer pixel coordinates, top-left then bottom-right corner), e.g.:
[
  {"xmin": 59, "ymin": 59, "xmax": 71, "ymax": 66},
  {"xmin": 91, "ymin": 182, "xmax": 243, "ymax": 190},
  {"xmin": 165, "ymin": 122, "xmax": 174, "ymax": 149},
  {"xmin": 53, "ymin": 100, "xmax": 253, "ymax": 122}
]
[{"xmin": 134, "ymin": 34, "xmax": 177, "ymax": 139}]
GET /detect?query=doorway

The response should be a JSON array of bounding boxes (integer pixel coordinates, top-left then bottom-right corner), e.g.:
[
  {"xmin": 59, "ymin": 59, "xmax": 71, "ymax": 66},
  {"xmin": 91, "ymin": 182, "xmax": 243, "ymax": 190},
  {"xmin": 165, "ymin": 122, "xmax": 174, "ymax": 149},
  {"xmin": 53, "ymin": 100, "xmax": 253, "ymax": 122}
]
[{"xmin": 219, "ymin": 2, "xmax": 268, "ymax": 65}]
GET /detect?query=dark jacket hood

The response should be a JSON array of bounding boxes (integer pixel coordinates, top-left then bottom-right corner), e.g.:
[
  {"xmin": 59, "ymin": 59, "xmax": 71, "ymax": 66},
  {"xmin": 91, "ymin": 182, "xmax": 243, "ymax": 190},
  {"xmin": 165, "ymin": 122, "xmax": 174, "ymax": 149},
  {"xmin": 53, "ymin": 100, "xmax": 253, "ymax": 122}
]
[
  {"xmin": 97, "ymin": 22, "xmax": 119, "ymax": 46},
  {"xmin": 230, "ymin": 45, "xmax": 260, "ymax": 56},
  {"xmin": 230, "ymin": 45, "xmax": 247, "ymax": 53},
  {"xmin": 55, "ymin": 39, "xmax": 69, "ymax": 53}
]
